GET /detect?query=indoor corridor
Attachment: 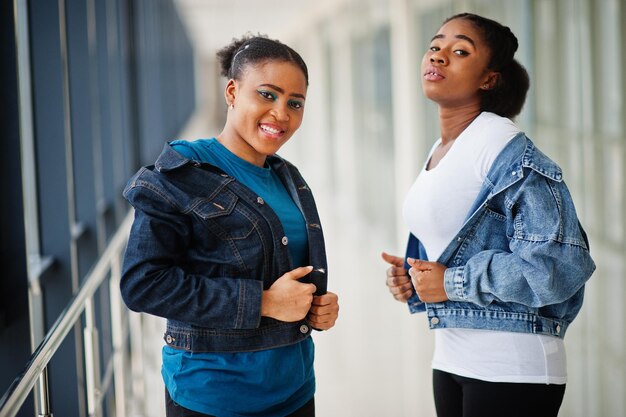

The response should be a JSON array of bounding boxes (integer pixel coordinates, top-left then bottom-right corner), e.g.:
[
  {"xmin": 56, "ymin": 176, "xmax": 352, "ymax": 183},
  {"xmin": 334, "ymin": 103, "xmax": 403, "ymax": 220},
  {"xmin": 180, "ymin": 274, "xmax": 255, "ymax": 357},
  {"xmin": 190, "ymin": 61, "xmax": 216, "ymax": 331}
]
[{"xmin": 1, "ymin": 1, "xmax": 625, "ymax": 417}]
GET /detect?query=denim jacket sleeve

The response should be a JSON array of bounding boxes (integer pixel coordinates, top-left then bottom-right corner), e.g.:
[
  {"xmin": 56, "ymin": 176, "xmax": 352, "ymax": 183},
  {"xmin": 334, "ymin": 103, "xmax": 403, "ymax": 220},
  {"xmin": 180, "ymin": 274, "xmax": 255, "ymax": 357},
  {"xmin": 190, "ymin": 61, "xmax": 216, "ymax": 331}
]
[
  {"xmin": 443, "ymin": 166, "xmax": 596, "ymax": 308},
  {"xmin": 121, "ymin": 172, "xmax": 263, "ymax": 329}
]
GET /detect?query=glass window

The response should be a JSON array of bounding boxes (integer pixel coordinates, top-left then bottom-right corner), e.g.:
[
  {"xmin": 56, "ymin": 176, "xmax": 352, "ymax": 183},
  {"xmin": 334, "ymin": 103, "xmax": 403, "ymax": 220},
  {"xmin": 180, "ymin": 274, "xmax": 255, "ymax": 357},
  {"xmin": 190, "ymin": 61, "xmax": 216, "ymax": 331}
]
[
  {"xmin": 594, "ymin": 0, "xmax": 622, "ymax": 135},
  {"xmin": 351, "ymin": 26, "xmax": 396, "ymax": 239}
]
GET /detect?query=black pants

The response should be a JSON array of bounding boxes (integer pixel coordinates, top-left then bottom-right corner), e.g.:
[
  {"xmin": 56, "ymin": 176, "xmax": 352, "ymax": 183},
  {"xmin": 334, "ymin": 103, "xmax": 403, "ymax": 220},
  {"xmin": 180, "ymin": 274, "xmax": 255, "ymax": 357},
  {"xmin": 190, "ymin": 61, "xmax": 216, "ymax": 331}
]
[
  {"xmin": 433, "ymin": 369, "xmax": 566, "ymax": 417},
  {"xmin": 165, "ymin": 388, "xmax": 315, "ymax": 417}
]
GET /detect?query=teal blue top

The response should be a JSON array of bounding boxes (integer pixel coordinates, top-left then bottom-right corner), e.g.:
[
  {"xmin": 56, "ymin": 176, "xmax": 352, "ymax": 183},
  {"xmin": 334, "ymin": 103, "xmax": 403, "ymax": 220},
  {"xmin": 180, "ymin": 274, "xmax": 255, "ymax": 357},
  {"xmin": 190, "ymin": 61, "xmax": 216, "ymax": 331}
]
[{"xmin": 161, "ymin": 138, "xmax": 314, "ymax": 417}]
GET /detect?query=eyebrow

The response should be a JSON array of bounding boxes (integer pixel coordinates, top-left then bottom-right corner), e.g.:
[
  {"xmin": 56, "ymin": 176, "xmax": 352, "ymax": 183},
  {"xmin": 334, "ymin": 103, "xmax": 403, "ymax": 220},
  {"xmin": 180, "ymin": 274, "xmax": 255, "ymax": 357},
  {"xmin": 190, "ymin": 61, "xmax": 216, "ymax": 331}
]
[
  {"xmin": 431, "ymin": 33, "xmax": 476, "ymax": 47},
  {"xmin": 259, "ymin": 83, "xmax": 306, "ymax": 100}
]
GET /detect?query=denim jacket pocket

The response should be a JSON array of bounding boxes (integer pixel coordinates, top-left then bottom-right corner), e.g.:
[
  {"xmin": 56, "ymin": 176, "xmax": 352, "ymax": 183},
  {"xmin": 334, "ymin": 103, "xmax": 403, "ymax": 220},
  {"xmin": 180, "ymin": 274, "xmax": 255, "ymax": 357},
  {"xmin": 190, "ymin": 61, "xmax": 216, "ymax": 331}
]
[
  {"xmin": 188, "ymin": 193, "xmax": 270, "ymax": 279},
  {"xmin": 189, "ymin": 189, "xmax": 237, "ymax": 219},
  {"xmin": 190, "ymin": 192, "xmax": 260, "ymax": 241}
]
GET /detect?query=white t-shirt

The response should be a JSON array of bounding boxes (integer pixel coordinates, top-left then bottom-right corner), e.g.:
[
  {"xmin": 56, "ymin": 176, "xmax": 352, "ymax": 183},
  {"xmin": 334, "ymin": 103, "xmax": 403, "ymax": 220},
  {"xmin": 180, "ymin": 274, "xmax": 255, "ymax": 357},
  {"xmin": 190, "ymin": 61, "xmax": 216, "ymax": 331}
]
[{"xmin": 402, "ymin": 112, "xmax": 566, "ymax": 384}]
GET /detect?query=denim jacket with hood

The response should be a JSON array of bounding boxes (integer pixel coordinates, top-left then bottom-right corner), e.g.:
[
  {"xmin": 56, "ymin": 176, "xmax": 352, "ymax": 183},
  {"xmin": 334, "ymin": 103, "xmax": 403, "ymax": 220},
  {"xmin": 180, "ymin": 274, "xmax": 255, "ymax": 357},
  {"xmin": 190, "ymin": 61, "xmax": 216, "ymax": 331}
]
[
  {"xmin": 121, "ymin": 144, "xmax": 327, "ymax": 352},
  {"xmin": 405, "ymin": 133, "xmax": 595, "ymax": 338}
]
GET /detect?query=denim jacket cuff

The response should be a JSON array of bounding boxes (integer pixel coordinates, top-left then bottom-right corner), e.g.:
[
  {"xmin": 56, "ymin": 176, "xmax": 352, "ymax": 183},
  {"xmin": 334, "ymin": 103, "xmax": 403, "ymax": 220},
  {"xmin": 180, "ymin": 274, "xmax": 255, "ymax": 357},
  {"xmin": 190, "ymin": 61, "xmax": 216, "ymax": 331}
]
[
  {"xmin": 407, "ymin": 291, "xmax": 425, "ymax": 313},
  {"xmin": 237, "ymin": 280, "xmax": 264, "ymax": 328},
  {"xmin": 444, "ymin": 266, "xmax": 467, "ymax": 302}
]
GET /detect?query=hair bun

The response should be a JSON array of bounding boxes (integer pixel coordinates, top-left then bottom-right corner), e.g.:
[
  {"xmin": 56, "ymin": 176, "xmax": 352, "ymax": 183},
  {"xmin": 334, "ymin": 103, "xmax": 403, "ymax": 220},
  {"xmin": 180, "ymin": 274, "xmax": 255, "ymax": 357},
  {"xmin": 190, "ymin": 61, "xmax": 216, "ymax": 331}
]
[{"xmin": 215, "ymin": 34, "xmax": 309, "ymax": 85}]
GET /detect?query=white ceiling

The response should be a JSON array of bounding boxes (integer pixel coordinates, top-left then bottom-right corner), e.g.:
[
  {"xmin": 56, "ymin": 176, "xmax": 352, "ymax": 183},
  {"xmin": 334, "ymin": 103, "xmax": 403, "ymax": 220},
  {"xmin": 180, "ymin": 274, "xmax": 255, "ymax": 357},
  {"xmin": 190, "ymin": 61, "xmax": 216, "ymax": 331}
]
[{"xmin": 174, "ymin": 0, "xmax": 318, "ymax": 58}]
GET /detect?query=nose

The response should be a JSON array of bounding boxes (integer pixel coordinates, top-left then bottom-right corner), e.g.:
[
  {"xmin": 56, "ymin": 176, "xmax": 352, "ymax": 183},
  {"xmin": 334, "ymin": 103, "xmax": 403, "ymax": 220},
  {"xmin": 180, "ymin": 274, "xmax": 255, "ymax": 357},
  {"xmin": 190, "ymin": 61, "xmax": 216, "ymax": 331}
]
[
  {"xmin": 271, "ymin": 103, "xmax": 290, "ymax": 122},
  {"xmin": 430, "ymin": 51, "xmax": 447, "ymax": 65}
]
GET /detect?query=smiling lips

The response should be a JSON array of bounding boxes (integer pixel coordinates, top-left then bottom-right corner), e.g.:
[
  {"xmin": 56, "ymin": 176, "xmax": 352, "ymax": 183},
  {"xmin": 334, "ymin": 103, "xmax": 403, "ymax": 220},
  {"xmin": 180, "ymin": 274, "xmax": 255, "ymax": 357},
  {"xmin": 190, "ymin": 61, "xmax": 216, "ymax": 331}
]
[
  {"xmin": 259, "ymin": 123, "xmax": 285, "ymax": 138},
  {"xmin": 424, "ymin": 66, "xmax": 445, "ymax": 81}
]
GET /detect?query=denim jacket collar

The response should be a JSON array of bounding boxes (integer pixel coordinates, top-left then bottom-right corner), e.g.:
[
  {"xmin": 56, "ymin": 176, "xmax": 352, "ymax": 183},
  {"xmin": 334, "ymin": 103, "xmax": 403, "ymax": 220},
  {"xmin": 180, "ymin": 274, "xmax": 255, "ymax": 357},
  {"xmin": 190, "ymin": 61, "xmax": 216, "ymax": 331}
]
[
  {"xmin": 155, "ymin": 143, "xmax": 195, "ymax": 172},
  {"xmin": 488, "ymin": 134, "xmax": 563, "ymax": 197},
  {"xmin": 155, "ymin": 142, "xmax": 291, "ymax": 177},
  {"xmin": 462, "ymin": 134, "xmax": 565, "ymax": 227}
]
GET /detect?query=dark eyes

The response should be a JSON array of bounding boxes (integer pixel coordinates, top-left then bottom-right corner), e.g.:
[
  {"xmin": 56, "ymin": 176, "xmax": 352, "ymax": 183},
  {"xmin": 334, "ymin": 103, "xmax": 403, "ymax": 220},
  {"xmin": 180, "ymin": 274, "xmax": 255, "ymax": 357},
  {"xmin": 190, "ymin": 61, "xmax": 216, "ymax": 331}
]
[
  {"xmin": 429, "ymin": 46, "xmax": 469, "ymax": 56},
  {"xmin": 257, "ymin": 90, "xmax": 304, "ymax": 110},
  {"xmin": 258, "ymin": 90, "xmax": 277, "ymax": 101}
]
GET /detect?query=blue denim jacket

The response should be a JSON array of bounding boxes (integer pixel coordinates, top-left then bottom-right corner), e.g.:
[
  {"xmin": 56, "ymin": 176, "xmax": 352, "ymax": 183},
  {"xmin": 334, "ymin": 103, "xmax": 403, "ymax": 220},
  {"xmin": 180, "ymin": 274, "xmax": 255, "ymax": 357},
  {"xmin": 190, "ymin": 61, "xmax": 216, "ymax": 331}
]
[
  {"xmin": 405, "ymin": 134, "xmax": 595, "ymax": 338},
  {"xmin": 121, "ymin": 144, "xmax": 327, "ymax": 352}
]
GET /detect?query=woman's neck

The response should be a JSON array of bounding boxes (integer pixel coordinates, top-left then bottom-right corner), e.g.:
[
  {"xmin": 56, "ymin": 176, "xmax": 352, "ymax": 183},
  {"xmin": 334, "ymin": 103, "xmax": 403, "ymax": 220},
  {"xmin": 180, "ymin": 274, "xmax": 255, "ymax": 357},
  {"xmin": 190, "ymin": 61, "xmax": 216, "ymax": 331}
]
[
  {"xmin": 438, "ymin": 106, "xmax": 482, "ymax": 144},
  {"xmin": 216, "ymin": 129, "xmax": 266, "ymax": 168}
]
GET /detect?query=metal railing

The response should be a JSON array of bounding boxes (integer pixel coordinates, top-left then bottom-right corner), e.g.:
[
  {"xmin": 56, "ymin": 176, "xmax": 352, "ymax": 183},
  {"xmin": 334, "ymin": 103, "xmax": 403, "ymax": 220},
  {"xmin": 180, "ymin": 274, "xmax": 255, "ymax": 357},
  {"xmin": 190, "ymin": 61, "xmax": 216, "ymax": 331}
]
[{"xmin": 0, "ymin": 212, "xmax": 141, "ymax": 417}]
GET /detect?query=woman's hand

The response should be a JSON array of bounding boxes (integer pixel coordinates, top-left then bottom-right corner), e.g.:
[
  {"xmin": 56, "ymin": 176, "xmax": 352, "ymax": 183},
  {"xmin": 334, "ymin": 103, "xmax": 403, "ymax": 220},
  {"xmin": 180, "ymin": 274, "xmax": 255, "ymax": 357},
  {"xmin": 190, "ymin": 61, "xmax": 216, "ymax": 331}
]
[
  {"xmin": 307, "ymin": 292, "xmax": 339, "ymax": 330},
  {"xmin": 261, "ymin": 266, "xmax": 317, "ymax": 322},
  {"xmin": 381, "ymin": 252, "xmax": 413, "ymax": 303},
  {"xmin": 407, "ymin": 258, "xmax": 449, "ymax": 303}
]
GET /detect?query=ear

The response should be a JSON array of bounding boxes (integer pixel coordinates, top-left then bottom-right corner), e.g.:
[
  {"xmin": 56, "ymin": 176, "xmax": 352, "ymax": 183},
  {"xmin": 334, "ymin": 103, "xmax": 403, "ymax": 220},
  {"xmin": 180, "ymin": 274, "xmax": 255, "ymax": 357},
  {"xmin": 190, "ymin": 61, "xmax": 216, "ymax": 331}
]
[
  {"xmin": 224, "ymin": 79, "xmax": 237, "ymax": 106},
  {"xmin": 480, "ymin": 72, "xmax": 500, "ymax": 91}
]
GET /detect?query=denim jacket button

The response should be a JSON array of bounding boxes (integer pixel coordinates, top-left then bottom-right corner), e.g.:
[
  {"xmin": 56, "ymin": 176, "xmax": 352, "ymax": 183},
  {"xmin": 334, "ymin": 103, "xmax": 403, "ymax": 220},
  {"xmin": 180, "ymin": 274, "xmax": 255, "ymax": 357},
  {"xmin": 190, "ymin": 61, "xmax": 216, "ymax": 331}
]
[
  {"xmin": 281, "ymin": 236, "xmax": 289, "ymax": 245},
  {"xmin": 165, "ymin": 334, "xmax": 173, "ymax": 344},
  {"xmin": 555, "ymin": 324, "xmax": 561, "ymax": 334},
  {"xmin": 299, "ymin": 324, "xmax": 309, "ymax": 334},
  {"xmin": 430, "ymin": 317, "xmax": 440, "ymax": 326},
  {"xmin": 256, "ymin": 196, "xmax": 265, "ymax": 205}
]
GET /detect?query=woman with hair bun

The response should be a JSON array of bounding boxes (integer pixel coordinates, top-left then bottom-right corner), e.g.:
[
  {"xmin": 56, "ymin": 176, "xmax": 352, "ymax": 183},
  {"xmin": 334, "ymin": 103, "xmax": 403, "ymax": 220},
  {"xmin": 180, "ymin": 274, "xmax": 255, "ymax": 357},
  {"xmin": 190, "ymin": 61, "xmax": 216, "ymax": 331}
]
[
  {"xmin": 121, "ymin": 34, "xmax": 338, "ymax": 417},
  {"xmin": 382, "ymin": 13, "xmax": 594, "ymax": 417}
]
